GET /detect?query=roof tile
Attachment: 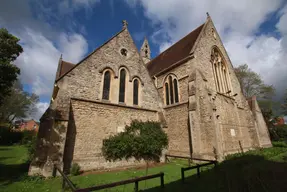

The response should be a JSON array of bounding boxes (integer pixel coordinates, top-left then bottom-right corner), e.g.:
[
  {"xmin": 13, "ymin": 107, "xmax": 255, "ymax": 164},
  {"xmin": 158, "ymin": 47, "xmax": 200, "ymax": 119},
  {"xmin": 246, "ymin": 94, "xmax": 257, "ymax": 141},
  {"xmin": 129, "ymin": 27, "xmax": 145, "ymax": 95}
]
[{"xmin": 147, "ymin": 24, "xmax": 204, "ymax": 76}]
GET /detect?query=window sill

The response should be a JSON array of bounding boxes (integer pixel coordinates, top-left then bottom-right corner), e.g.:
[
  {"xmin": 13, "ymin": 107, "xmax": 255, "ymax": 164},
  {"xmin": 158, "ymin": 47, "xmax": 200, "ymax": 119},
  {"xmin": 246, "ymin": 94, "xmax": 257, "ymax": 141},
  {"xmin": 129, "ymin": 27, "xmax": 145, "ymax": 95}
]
[
  {"xmin": 118, "ymin": 102, "xmax": 126, "ymax": 106},
  {"xmin": 101, "ymin": 99, "xmax": 111, "ymax": 103},
  {"xmin": 216, "ymin": 92, "xmax": 235, "ymax": 100},
  {"xmin": 163, "ymin": 101, "xmax": 188, "ymax": 109}
]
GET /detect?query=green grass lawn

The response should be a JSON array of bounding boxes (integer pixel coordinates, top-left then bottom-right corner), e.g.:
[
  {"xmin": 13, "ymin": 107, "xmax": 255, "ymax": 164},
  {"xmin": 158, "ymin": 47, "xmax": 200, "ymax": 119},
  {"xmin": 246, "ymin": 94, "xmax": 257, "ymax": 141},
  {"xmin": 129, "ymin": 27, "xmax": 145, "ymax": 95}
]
[{"xmin": 1, "ymin": 142, "xmax": 287, "ymax": 192}]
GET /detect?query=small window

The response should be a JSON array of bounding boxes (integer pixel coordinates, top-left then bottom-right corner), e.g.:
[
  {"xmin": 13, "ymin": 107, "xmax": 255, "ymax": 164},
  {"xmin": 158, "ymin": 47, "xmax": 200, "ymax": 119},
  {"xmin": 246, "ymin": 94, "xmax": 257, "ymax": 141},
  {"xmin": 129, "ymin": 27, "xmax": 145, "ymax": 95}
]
[
  {"xmin": 102, "ymin": 71, "xmax": 111, "ymax": 100},
  {"xmin": 121, "ymin": 48, "xmax": 127, "ymax": 56},
  {"xmin": 119, "ymin": 69, "xmax": 126, "ymax": 102},
  {"xmin": 133, "ymin": 79, "xmax": 139, "ymax": 105}
]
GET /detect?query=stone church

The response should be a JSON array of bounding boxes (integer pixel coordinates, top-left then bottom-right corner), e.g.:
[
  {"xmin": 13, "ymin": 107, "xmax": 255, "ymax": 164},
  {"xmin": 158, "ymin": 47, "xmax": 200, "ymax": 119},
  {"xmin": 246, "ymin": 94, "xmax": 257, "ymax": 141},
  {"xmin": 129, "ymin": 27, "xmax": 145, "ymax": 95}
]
[{"xmin": 29, "ymin": 15, "xmax": 271, "ymax": 176}]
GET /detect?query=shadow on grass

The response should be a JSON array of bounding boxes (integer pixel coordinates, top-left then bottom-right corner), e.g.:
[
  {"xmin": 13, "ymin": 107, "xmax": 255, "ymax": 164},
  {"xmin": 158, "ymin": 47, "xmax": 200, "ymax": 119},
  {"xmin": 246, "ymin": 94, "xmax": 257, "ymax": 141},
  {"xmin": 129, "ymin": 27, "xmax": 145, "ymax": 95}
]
[
  {"xmin": 0, "ymin": 147, "xmax": 30, "ymax": 185},
  {"xmin": 0, "ymin": 162, "xmax": 30, "ymax": 184},
  {"xmin": 144, "ymin": 155, "xmax": 287, "ymax": 192}
]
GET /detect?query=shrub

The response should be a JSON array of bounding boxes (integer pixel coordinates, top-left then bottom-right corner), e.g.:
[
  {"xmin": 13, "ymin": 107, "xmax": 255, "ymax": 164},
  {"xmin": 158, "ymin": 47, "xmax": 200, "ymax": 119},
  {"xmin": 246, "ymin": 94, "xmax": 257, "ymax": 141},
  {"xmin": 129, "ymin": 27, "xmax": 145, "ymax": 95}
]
[
  {"xmin": 272, "ymin": 141, "xmax": 287, "ymax": 148},
  {"xmin": 70, "ymin": 163, "xmax": 81, "ymax": 176},
  {"xmin": 21, "ymin": 130, "xmax": 36, "ymax": 145},
  {"xmin": 0, "ymin": 126, "xmax": 36, "ymax": 145},
  {"xmin": 25, "ymin": 134, "xmax": 37, "ymax": 162},
  {"xmin": 0, "ymin": 126, "xmax": 22, "ymax": 145},
  {"xmin": 269, "ymin": 125, "xmax": 287, "ymax": 141},
  {"xmin": 102, "ymin": 120, "xmax": 168, "ymax": 163}
]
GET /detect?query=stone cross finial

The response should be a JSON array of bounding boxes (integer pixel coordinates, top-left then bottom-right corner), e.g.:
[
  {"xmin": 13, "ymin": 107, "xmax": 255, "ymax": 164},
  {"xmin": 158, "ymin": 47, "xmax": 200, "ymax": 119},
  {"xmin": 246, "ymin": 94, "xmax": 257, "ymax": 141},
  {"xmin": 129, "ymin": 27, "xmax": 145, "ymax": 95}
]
[{"xmin": 122, "ymin": 20, "xmax": 128, "ymax": 29}]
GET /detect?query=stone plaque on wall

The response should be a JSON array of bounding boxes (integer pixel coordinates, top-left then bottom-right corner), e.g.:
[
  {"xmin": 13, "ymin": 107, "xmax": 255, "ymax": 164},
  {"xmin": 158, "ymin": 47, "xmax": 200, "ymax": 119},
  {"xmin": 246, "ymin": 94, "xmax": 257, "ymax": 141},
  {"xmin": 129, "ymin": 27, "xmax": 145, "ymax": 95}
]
[{"xmin": 230, "ymin": 129, "xmax": 236, "ymax": 137}]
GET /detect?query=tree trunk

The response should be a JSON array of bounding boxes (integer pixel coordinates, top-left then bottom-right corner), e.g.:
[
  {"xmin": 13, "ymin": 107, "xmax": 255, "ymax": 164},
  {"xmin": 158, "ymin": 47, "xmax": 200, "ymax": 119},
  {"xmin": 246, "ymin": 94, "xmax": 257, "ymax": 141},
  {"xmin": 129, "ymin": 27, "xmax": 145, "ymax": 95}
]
[{"xmin": 144, "ymin": 160, "xmax": 149, "ymax": 189}]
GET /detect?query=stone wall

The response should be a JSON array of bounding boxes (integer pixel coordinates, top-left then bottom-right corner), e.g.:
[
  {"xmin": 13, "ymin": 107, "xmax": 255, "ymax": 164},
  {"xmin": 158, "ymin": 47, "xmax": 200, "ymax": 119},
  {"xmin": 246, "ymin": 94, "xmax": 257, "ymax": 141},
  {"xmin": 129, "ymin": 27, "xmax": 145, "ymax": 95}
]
[
  {"xmin": 250, "ymin": 96, "xmax": 272, "ymax": 147},
  {"xmin": 68, "ymin": 98, "xmax": 158, "ymax": 171},
  {"xmin": 54, "ymin": 28, "xmax": 162, "ymax": 121},
  {"xmin": 188, "ymin": 17, "xmax": 271, "ymax": 159},
  {"xmin": 164, "ymin": 103, "xmax": 190, "ymax": 156}
]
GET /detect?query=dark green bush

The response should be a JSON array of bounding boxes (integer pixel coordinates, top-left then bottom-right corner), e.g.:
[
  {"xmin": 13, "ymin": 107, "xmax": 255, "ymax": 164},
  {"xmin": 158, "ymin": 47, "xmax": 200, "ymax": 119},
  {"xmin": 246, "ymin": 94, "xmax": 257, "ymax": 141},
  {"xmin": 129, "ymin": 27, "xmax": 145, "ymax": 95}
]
[
  {"xmin": 25, "ymin": 134, "xmax": 37, "ymax": 162},
  {"xmin": 269, "ymin": 125, "xmax": 287, "ymax": 141},
  {"xmin": 272, "ymin": 141, "xmax": 287, "ymax": 148},
  {"xmin": 21, "ymin": 130, "xmax": 36, "ymax": 144},
  {"xmin": 0, "ymin": 126, "xmax": 37, "ymax": 159},
  {"xmin": 70, "ymin": 163, "xmax": 81, "ymax": 176},
  {"xmin": 0, "ymin": 126, "xmax": 22, "ymax": 145},
  {"xmin": 102, "ymin": 120, "xmax": 168, "ymax": 163}
]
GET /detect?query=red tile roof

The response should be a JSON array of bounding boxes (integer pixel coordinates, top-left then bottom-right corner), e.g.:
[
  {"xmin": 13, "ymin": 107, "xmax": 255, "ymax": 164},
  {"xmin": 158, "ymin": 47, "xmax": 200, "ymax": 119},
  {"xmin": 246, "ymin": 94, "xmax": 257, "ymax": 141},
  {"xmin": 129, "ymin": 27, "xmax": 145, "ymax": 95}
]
[{"xmin": 147, "ymin": 24, "xmax": 204, "ymax": 76}]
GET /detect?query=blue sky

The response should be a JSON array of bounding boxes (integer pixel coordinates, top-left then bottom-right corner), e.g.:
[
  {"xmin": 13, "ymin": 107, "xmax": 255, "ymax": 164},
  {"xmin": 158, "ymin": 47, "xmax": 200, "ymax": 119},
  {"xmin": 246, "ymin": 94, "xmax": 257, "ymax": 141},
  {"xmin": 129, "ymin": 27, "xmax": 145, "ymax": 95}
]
[{"xmin": 0, "ymin": 0, "xmax": 287, "ymax": 120}]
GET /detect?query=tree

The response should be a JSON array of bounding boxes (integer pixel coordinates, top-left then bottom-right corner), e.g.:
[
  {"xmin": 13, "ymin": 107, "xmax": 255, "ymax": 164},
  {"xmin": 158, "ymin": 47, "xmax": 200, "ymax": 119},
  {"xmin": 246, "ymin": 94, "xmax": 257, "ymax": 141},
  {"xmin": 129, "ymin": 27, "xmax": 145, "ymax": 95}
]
[
  {"xmin": 0, "ymin": 81, "xmax": 39, "ymax": 125},
  {"xmin": 0, "ymin": 28, "xmax": 23, "ymax": 105},
  {"xmin": 102, "ymin": 120, "xmax": 168, "ymax": 175},
  {"xmin": 282, "ymin": 89, "xmax": 287, "ymax": 116},
  {"xmin": 234, "ymin": 64, "xmax": 275, "ymax": 99},
  {"xmin": 234, "ymin": 64, "xmax": 276, "ymax": 126}
]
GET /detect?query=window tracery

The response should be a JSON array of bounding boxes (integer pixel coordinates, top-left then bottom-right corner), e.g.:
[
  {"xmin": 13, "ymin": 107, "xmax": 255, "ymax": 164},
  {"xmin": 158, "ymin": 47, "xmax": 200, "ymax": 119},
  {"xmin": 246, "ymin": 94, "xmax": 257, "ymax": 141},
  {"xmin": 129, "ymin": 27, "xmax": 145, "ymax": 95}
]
[
  {"xmin": 164, "ymin": 74, "xmax": 179, "ymax": 105},
  {"xmin": 211, "ymin": 47, "xmax": 232, "ymax": 95}
]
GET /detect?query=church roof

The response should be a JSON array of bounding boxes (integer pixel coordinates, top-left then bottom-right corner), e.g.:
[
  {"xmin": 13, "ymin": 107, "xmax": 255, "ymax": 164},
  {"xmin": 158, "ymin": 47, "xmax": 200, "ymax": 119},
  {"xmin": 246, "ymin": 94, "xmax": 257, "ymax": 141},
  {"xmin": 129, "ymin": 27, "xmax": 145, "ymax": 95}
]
[
  {"xmin": 147, "ymin": 23, "xmax": 204, "ymax": 76},
  {"xmin": 57, "ymin": 60, "xmax": 74, "ymax": 79}
]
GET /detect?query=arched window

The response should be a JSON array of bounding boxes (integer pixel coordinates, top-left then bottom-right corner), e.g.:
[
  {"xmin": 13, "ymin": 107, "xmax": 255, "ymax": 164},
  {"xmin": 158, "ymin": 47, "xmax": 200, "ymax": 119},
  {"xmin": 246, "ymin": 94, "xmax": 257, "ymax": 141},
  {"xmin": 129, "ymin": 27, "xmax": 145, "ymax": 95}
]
[
  {"xmin": 133, "ymin": 79, "xmax": 139, "ymax": 105},
  {"xmin": 174, "ymin": 79, "xmax": 179, "ymax": 103},
  {"xmin": 164, "ymin": 74, "xmax": 179, "ymax": 105},
  {"xmin": 169, "ymin": 76, "xmax": 174, "ymax": 104},
  {"xmin": 102, "ymin": 71, "xmax": 111, "ymax": 100},
  {"xmin": 119, "ymin": 69, "xmax": 126, "ymax": 103},
  {"xmin": 165, "ymin": 83, "xmax": 169, "ymax": 105},
  {"xmin": 211, "ymin": 47, "xmax": 231, "ymax": 95}
]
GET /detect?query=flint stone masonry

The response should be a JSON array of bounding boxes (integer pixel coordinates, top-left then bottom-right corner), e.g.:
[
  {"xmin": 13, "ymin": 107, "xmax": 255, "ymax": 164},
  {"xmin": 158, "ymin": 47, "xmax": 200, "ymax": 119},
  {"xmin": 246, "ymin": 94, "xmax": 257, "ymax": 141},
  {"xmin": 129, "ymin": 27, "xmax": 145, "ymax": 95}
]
[{"xmin": 30, "ymin": 15, "xmax": 272, "ymax": 176}]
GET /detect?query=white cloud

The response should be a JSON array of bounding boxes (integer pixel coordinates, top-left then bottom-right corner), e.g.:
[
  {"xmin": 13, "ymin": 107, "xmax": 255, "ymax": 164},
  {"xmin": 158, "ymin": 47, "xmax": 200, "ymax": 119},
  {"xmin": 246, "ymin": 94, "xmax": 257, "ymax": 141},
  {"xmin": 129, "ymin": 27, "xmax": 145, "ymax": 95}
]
[
  {"xmin": 59, "ymin": 0, "xmax": 100, "ymax": 15},
  {"xmin": 15, "ymin": 29, "xmax": 88, "ymax": 97},
  {"xmin": 0, "ymin": 1, "xmax": 90, "ymax": 120},
  {"xmin": 31, "ymin": 102, "xmax": 49, "ymax": 121},
  {"xmin": 125, "ymin": 0, "xmax": 287, "ymax": 101},
  {"xmin": 13, "ymin": 28, "xmax": 88, "ymax": 120}
]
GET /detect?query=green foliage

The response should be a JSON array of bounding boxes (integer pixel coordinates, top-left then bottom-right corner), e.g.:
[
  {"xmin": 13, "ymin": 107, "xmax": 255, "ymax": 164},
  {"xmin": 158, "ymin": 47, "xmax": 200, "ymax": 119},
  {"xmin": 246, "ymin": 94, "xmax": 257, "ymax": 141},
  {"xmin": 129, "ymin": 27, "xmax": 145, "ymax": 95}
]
[
  {"xmin": 269, "ymin": 124, "xmax": 287, "ymax": 141},
  {"xmin": 22, "ymin": 131, "xmax": 37, "ymax": 162},
  {"xmin": 272, "ymin": 141, "xmax": 287, "ymax": 148},
  {"xmin": 70, "ymin": 163, "xmax": 81, "ymax": 176},
  {"xmin": 234, "ymin": 64, "xmax": 275, "ymax": 99},
  {"xmin": 0, "ymin": 81, "xmax": 39, "ymax": 124},
  {"xmin": 0, "ymin": 126, "xmax": 22, "ymax": 145},
  {"xmin": 0, "ymin": 126, "xmax": 36, "ymax": 147},
  {"xmin": 282, "ymin": 89, "xmax": 287, "ymax": 115},
  {"xmin": 0, "ymin": 28, "xmax": 23, "ymax": 62},
  {"xmin": 0, "ymin": 61, "xmax": 20, "ymax": 104},
  {"xmin": 102, "ymin": 120, "xmax": 168, "ymax": 163},
  {"xmin": 234, "ymin": 64, "xmax": 278, "ymax": 126},
  {"xmin": 0, "ymin": 28, "xmax": 23, "ymax": 105},
  {"xmin": 20, "ymin": 174, "xmax": 45, "ymax": 182}
]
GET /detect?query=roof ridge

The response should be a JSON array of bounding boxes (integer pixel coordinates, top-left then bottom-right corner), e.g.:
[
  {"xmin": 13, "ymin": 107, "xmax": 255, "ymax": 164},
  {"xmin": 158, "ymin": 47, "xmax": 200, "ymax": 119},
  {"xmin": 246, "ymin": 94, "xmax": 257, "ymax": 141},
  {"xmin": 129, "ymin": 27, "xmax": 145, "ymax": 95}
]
[{"xmin": 56, "ymin": 28, "xmax": 126, "ymax": 82}]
